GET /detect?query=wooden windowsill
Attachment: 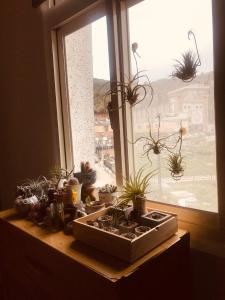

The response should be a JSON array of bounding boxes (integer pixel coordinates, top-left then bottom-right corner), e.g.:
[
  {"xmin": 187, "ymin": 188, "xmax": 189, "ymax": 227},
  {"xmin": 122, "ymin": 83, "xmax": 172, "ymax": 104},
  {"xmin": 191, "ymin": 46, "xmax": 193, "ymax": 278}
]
[{"xmin": 146, "ymin": 201, "xmax": 225, "ymax": 258}]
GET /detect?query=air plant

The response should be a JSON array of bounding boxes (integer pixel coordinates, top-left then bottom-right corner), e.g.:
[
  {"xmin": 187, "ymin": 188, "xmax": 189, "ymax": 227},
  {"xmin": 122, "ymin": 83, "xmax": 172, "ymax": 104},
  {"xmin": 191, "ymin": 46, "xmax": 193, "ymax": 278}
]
[
  {"xmin": 168, "ymin": 153, "xmax": 184, "ymax": 180},
  {"xmin": 171, "ymin": 30, "xmax": 201, "ymax": 82},
  {"xmin": 167, "ymin": 125, "xmax": 185, "ymax": 180},
  {"xmin": 104, "ymin": 43, "xmax": 153, "ymax": 124},
  {"xmin": 49, "ymin": 166, "xmax": 74, "ymax": 181},
  {"xmin": 49, "ymin": 165, "xmax": 74, "ymax": 188},
  {"xmin": 132, "ymin": 115, "xmax": 182, "ymax": 163},
  {"xmin": 117, "ymin": 168, "xmax": 157, "ymax": 208},
  {"xmin": 16, "ymin": 176, "xmax": 50, "ymax": 200}
]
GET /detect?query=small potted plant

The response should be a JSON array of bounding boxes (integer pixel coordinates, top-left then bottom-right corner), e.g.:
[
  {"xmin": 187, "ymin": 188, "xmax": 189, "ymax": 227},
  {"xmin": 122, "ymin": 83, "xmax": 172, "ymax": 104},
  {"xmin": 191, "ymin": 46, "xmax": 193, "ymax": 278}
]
[
  {"xmin": 49, "ymin": 166, "xmax": 74, "ymax": 189},
  {"xmin": 15, "ymin": 176, "xmax": 49, "ymax": 217},
  {"xmin": 118, "ymin": 168, "xmax": 156, "ymax": 218},
  {"xmin": 118, "ymin": 218, "xmax": 138, "ymax": 234},
  {"xmin": 98, "ymin": 184, "xmax": 117, "ymax": 207}
]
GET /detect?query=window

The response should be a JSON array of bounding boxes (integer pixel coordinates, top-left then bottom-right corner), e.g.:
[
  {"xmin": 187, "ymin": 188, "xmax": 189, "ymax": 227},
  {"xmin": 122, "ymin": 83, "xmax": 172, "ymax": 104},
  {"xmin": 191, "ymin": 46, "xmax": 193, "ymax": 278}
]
[
  {"xmin": 127, "ymin": 0, "xmax": 218, "ymax": 212},
  {"xmin": 49, "ymin": 0, "xmax": 225, "ymax": 230},
  {"xmin": 57, "ymin": 8, "xmax": 117, "ymax": 186}
]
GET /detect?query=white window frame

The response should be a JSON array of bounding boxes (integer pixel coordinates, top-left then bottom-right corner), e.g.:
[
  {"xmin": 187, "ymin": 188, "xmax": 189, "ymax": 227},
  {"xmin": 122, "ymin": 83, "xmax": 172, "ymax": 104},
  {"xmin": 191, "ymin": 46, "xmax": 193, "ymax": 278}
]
[{"xmin": 42, "ymin": 0, "xmax": 225, "ymax": 256}]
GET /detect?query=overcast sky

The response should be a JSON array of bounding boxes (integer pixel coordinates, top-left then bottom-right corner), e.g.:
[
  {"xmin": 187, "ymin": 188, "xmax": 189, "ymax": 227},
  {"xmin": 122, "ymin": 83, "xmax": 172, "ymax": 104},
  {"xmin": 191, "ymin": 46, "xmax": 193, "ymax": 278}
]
[{"xmin": 92, "ymin": 0, "xmax": 213, "ymax": 81}]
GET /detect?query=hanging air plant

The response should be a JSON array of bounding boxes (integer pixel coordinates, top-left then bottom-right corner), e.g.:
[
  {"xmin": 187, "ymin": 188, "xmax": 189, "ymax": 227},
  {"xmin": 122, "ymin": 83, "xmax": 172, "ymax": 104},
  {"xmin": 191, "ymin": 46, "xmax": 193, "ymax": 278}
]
[
  {"xmin": 104, "ymin": 70, "xmax": 152, "ymax": 107},
  {"xmin": 171, "ymin": 30, "xmax": 201, "ymax": 82},
  {"xmin": 132, "ymin": 115, "xmax": 183, "ymax": 164},
  {"xmin": 167, "ymin": 125, "xmax": 185, "ymax": 180},
  {"xmin": 104, "ymin": 43, "xmax": 153, "ymax": 123},
  {"xmin": 168, "ymin": 153, "xmax": 184, "ymax": 180}
]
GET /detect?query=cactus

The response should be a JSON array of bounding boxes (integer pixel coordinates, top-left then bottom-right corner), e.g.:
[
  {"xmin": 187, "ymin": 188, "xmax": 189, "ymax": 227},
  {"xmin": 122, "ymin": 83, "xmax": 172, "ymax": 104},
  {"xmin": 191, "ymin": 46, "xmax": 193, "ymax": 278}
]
[{"xmin": 80, "ymin": 161, "xmax": 92, "ymax": 173}]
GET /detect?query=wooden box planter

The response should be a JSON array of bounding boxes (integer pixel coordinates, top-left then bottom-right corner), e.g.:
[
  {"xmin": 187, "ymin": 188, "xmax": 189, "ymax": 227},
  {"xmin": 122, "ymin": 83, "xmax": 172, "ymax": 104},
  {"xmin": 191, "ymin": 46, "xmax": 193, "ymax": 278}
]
[{"xmin": 73, "ymin": 208, "xmax": 178, "ymax": 263}]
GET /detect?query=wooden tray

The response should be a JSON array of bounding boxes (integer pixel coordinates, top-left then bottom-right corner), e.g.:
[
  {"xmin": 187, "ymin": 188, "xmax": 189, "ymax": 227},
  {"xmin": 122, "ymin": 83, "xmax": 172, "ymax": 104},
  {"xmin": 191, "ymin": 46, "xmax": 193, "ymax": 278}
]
[{"xmin": 73, "ymin": 208, "xmax": 178, "ymax": 263}]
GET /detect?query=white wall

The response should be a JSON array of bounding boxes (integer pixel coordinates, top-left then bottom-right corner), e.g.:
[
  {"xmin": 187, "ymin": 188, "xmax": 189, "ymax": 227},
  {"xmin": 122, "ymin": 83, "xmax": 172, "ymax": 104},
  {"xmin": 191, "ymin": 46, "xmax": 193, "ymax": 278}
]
[{"xmin": 65, "ymin": 25, "xmax": 95, "ymax": 171}]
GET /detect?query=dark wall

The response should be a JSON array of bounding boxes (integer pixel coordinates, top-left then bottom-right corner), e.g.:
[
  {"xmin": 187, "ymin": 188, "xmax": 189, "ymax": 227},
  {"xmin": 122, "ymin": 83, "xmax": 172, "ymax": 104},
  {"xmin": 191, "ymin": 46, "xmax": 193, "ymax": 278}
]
[
  {"xmin": 191, "ymin": 250, "xmax": 225, "ymax": 300},
  {"xmin": 0, "ymin": 1, "xmax": 60, "ymax": 209},
  {"xmin": 0, "ymin": 1, "xmax": 224, "ymax": 299}
]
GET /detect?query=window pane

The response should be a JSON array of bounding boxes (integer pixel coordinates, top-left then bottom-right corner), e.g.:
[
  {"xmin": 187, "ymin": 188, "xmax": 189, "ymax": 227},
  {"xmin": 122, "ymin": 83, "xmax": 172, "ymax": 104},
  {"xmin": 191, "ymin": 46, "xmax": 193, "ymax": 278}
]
[
  {"xmin": 128, "ymin": 0, "xmax": 218, "ymax": 212},
  {"xmin": 64, "ymin": 16, "xmax": 116, "ymax": 186}
]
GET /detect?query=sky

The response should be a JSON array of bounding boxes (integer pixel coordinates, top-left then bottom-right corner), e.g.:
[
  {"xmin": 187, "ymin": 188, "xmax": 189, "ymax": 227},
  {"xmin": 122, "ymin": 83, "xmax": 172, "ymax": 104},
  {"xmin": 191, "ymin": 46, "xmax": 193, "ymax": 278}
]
[{"xmin": 92, "ymin": 0, "xmax": 214, "ymax": 81}]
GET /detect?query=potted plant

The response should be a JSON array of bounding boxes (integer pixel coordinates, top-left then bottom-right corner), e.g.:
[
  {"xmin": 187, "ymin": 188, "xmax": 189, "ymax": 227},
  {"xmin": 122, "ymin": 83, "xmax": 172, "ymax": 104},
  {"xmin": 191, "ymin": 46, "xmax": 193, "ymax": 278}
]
[
  {"xmin": 118, "ymin": 168, "xmax": 156, "ymax": 218},
  {"xmin": 98, "ymin": 184, "xmax": 117, "ymax": 207},
  {"xmin": 15, "ymin": 176, "xmax": 50, "ymax": 219},
  {"xmin": 49, "ymin": 166, "xmax": 74, "ymax": 189},
  {"xmin": 118, "ymin": 219, "xmax": 138, "ymax": 234}
]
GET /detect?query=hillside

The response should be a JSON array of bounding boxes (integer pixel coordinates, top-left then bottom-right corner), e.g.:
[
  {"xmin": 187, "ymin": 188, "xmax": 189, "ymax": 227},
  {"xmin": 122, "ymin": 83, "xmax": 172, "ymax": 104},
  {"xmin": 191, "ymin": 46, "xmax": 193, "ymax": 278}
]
[{"xmin": 93, "ymin": 71, "xmax": 214, "ymax": 113}]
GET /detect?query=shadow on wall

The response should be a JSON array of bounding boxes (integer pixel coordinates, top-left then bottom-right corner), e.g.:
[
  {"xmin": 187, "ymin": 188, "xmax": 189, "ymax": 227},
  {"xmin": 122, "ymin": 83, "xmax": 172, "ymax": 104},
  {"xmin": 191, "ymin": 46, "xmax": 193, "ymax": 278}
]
[{"xmin": 0, "ymin": 0, "xmax": 60, "ymax": 210}]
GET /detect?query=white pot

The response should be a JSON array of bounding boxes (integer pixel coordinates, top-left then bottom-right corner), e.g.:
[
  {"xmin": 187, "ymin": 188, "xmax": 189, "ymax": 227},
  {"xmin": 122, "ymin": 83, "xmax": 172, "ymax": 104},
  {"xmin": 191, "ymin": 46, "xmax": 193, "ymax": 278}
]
[{"xmin": 98, "ymin": 192, "xmax": 116, "ymax": 206}]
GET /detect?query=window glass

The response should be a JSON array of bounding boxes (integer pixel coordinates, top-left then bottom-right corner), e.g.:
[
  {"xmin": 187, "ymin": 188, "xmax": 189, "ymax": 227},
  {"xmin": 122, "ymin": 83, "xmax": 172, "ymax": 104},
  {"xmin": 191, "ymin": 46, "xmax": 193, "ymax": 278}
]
[
  {"xmin": 128, "ymin": 0, "xmax": 218, "ymax": 212},
  {"xmin": 64, "ymin": 16, "xmax": 116, "ymax": 186}
]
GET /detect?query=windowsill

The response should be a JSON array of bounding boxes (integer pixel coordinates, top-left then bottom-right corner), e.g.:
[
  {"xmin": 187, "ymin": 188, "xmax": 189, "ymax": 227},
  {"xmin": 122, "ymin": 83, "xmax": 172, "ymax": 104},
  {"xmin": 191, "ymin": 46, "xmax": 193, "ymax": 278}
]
[{"xmin": 146, "ymin": 200, "xmax": 225, "ymax": 259}]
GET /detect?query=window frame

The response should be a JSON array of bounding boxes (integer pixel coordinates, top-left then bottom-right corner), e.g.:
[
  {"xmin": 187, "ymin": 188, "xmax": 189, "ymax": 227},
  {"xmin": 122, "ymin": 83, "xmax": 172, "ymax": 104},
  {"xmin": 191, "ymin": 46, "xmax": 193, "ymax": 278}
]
[
  {"xmin": 55, "ymin": 0, "xmax": 127, "ymax": 186},
  {"xmin": 121, "ymin": 0, "xmax": 225, "ymax": 232},
  {"xmin": 56, "ymin": 2, "xmax": 107, "ymax": 171},
  {"xmin": 42, "ymin": 0, "xmax": 225, "ymax": 255}
]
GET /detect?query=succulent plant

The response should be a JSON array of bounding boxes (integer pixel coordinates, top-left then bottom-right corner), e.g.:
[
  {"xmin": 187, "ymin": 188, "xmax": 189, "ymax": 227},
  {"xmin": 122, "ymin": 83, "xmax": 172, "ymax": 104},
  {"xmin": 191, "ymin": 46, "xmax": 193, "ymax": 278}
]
[{"xmin": 99, "ymin": 184, "xmax": 117, "ymax": 194}]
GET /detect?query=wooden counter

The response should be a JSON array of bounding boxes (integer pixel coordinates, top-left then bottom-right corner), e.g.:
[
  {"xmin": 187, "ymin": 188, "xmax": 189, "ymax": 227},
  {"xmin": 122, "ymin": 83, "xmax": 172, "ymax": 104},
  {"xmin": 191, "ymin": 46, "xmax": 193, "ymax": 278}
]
[{"xmin": 0, "ymin": 209, "xmax": 191, "ymax": 300}]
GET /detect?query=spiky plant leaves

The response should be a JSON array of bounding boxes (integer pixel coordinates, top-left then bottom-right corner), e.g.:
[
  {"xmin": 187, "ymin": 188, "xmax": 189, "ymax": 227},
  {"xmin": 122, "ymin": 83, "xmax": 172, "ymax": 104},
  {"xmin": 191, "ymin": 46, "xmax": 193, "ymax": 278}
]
[
  {"xmin": 172, "ymin": 50, "xmax": 199, "ymax": 82},
  {"xmin": 118, "ymin": 168, "xmax": 157, "ymax": 207},
  {"xmin": 168, "ymin": 154, "xmax": 184, "ymax": 180}
]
